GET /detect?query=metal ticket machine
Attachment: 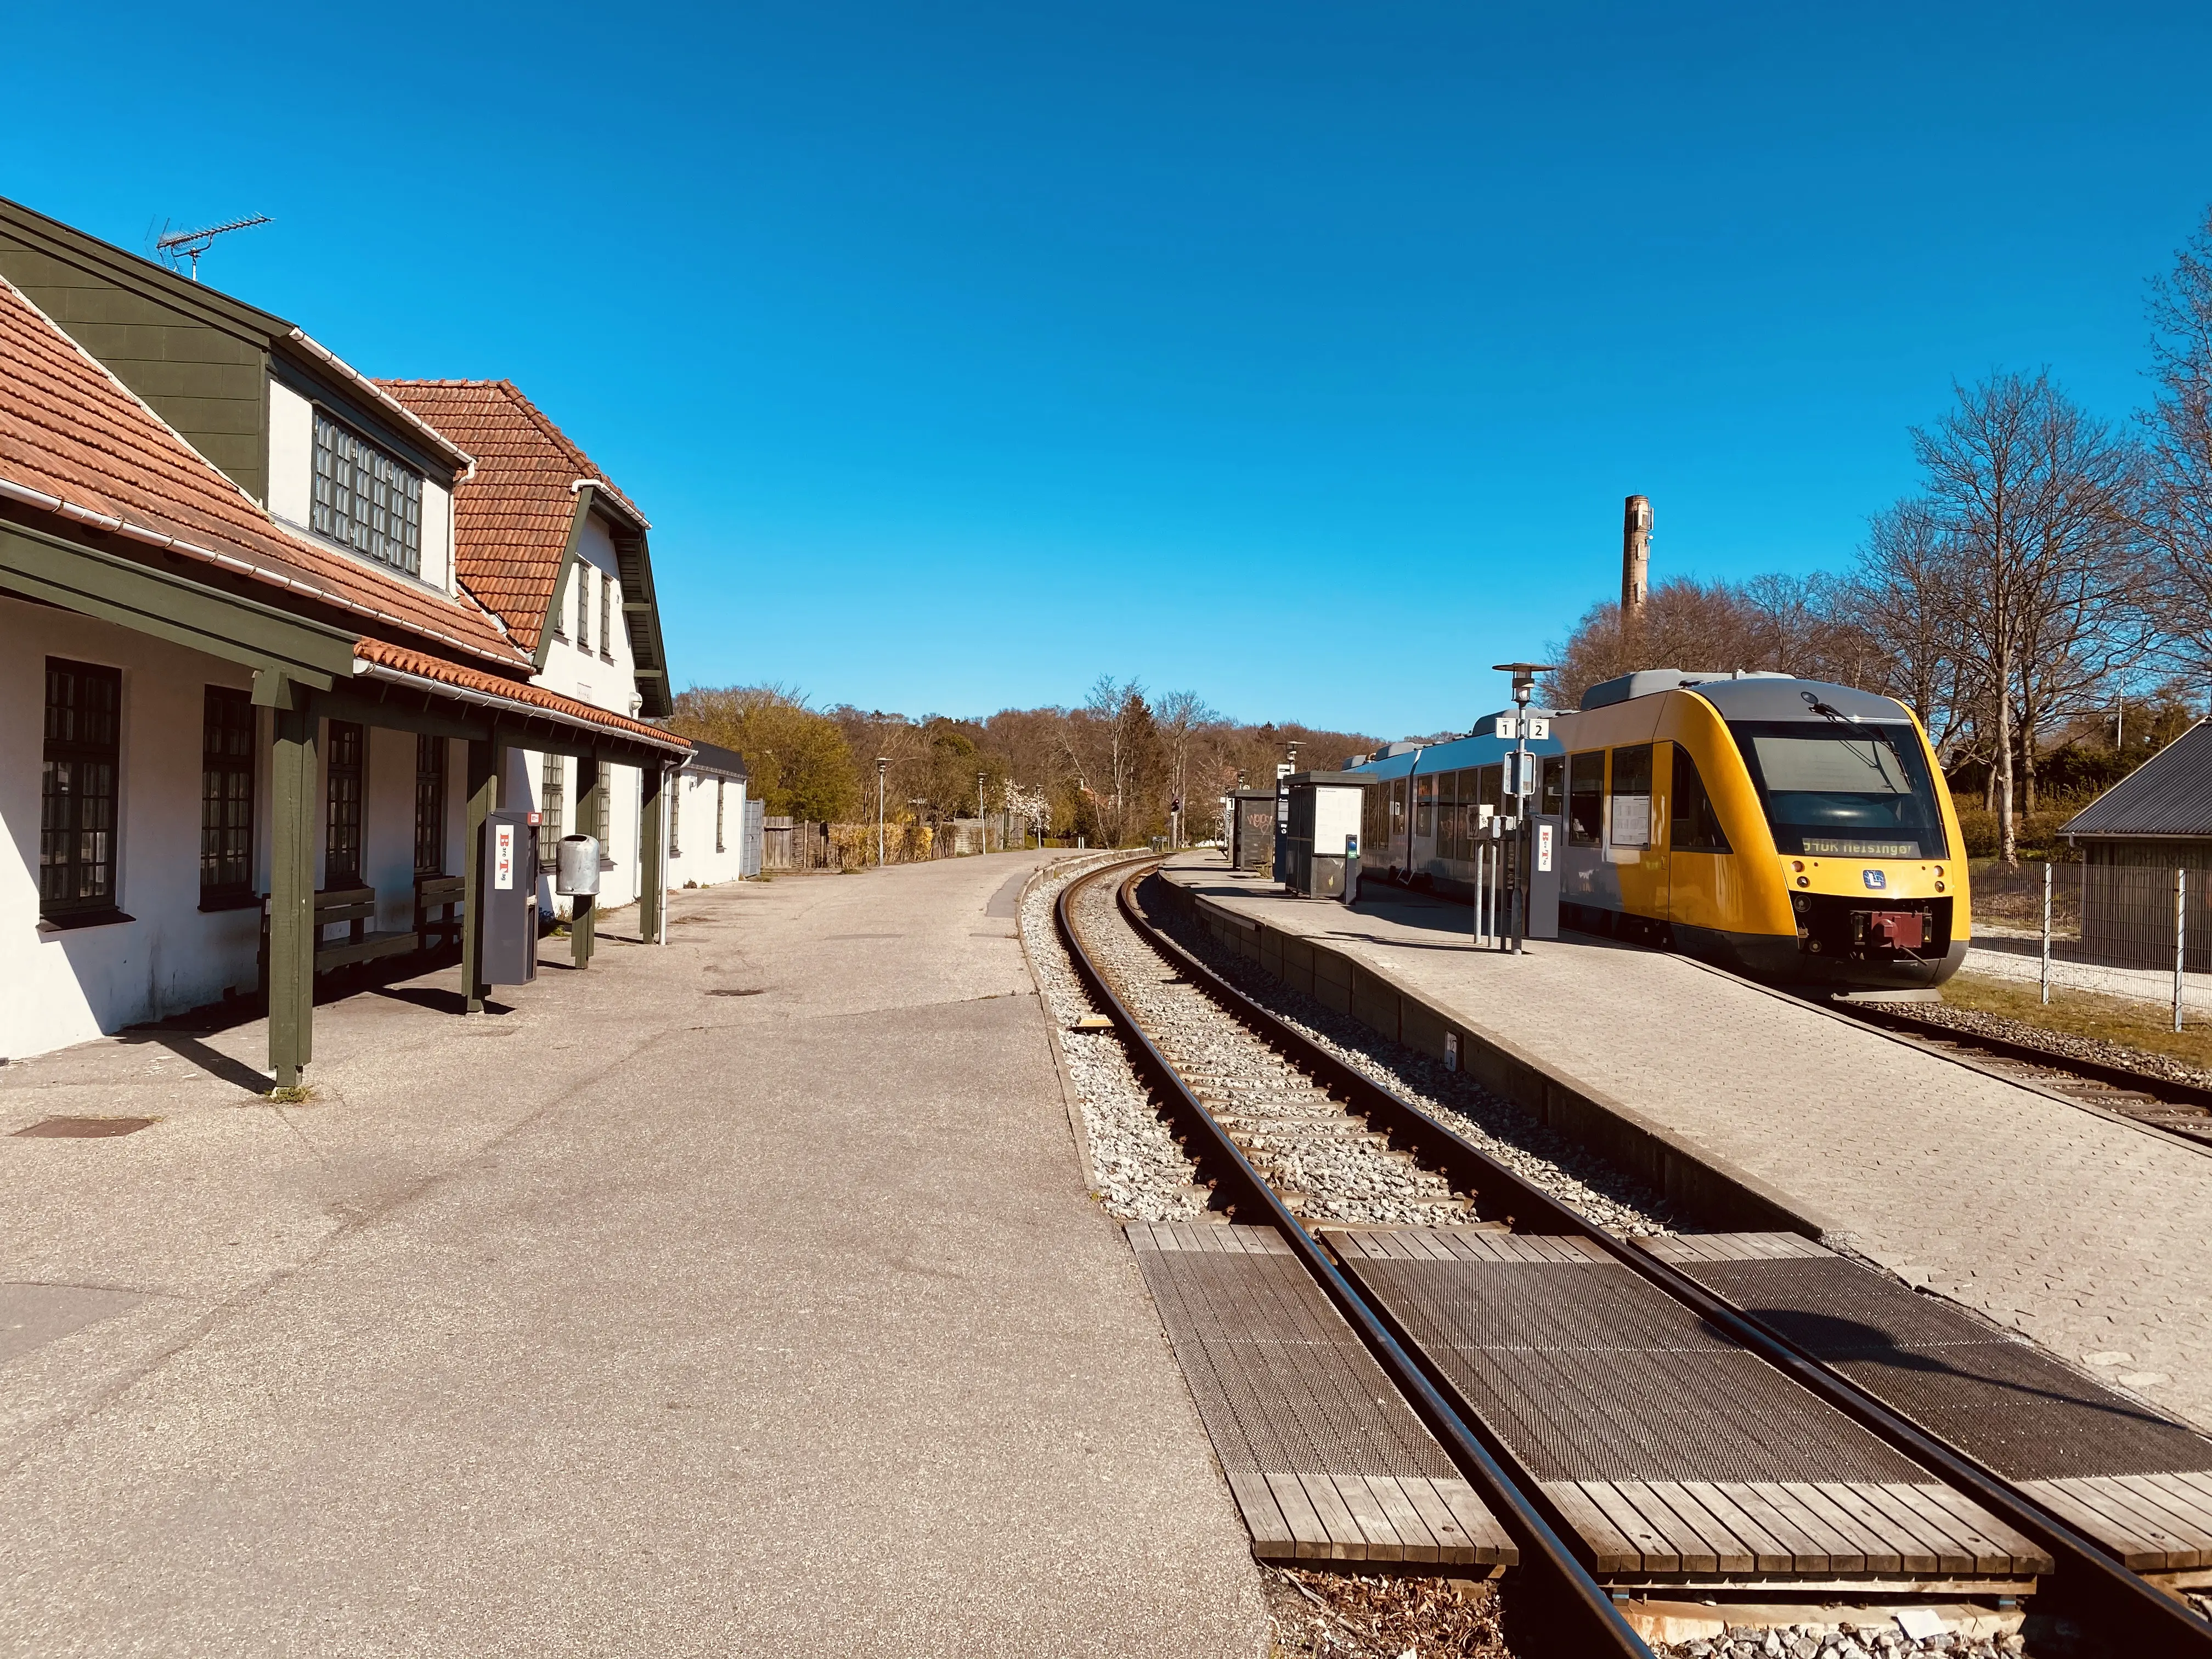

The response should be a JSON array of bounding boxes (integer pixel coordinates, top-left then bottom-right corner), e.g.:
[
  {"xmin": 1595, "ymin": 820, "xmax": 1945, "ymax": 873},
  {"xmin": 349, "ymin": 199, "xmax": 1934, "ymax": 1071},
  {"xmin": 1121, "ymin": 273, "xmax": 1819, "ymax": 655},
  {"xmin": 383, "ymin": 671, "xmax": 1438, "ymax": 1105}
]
[
  {"xmin": 1525, "ymin": 814, "xmax": 1562, "ymax": 941},
  {"xmin": 482, "ymin": 807, "xmax": 539, "ymax": 986}
]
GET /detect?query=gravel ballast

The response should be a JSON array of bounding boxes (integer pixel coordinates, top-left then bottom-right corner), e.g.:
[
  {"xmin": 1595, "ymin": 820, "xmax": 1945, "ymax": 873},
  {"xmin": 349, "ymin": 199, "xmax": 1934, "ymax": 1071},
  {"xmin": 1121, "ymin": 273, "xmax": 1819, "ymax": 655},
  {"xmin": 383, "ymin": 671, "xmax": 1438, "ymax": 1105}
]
[
  {"xmin": 1022, "ymin": 856, "xmax": 1206, "ymax": 1221},
  {"xmin": 1138, "ymin": 875, "xmax": 1683, "ymax": 1237}
]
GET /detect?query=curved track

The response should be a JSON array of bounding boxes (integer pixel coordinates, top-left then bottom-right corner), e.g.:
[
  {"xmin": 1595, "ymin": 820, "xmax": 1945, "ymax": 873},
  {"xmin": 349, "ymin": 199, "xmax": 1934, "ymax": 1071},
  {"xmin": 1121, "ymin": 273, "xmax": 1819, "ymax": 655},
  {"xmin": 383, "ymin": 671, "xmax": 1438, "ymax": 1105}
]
[{"xmin": 1058, "ymin": 856, "xmax": 2212, "ymax": 1656}]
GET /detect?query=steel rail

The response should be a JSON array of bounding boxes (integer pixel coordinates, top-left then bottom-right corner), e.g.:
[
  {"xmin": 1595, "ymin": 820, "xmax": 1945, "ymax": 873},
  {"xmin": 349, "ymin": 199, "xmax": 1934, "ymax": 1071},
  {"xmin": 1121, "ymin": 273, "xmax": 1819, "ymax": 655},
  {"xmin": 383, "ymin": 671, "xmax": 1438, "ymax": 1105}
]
[
  {"xmin": 1110, "ymin": 865, "xmax": 2212, "ymax": 1652},
  {"xmin": 1831, "ymin": 993, "xmax": 2212, "ymax": 1116},
  {"xmin": 1054, "ymin": 860, "xmax": 1653, "ymax": 1659}
]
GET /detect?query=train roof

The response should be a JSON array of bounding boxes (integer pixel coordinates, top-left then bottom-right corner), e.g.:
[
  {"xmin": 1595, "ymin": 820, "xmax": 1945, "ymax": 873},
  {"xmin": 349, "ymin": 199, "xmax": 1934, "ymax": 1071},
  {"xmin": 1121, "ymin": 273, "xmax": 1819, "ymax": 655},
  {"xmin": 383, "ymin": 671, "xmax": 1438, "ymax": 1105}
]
[
  {"xmin": 1342, "ymin": 711, "xmax": 1564, "ymax": 780},
  {"xmin": 1578, "ymin": 669, "xmax": 1914, "ymax": 726}
]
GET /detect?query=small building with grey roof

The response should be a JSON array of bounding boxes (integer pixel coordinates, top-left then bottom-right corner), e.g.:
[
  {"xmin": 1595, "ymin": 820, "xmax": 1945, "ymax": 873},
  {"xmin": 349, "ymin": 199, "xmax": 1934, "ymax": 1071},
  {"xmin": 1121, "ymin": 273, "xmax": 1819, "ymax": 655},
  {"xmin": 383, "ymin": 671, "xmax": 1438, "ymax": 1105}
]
[{"xmin": 2062, "ymin": 720, "xmax": 2212, "ymax": 968}]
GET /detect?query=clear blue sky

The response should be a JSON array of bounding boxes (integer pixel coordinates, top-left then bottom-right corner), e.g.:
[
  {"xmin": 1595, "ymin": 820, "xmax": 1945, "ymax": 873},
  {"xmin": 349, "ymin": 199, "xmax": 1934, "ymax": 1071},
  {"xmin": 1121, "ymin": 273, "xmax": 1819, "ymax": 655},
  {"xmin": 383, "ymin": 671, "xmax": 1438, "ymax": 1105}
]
[{"xmin": 9, "ymin": 3, "xmax": 2211, "ymax": 737}]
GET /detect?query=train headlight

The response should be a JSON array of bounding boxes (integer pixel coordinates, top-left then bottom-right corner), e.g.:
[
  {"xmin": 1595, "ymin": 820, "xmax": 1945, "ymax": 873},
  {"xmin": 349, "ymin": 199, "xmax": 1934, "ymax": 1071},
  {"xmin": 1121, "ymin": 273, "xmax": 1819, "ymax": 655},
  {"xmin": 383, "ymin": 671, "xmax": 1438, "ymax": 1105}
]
[
  {"xmin": 1934, "ymin": 881, "xmax": 1945, "ymax": 893},
  {"xmin": 1791, "ymin": 860, "xmax": 1804, "ymax": 872},
  {"xmin": 1796, "ymin": 876, "xmax": 1810, "ymax": 888},
  {"xmin": 1934, "ymin": 865, "xmax": 1944, "ymax": 877}
]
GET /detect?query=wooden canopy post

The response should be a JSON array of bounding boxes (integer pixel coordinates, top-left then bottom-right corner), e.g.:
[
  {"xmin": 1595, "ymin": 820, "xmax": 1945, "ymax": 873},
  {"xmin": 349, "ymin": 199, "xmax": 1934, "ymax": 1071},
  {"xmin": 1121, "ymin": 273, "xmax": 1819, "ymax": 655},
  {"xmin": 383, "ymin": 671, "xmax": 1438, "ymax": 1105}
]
[
  {"xmin": 641, "ymin": 761, "xmax": 668, "ymax": 944},
  {"xmin": 266, "ymin": 696, "xmax": 319, "ymax": 1088},
  {"xmin": 461, "ymin": 734, "xmax": 500, "ymax": 1011},
  {"xmin": 572, "ymin": 751, "xmax": 599, "ymax": 968}
]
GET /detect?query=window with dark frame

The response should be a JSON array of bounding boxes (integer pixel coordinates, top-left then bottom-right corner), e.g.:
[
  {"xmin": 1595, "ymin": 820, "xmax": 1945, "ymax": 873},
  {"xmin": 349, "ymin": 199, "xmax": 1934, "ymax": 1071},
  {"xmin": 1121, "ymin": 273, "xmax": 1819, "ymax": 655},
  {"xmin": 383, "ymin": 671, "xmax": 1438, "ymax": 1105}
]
[
  {"xmin": 324, "ymin": 721, "xmax": 365, "ymax": 889},
  {"xmin": 201, "ymin": 687, "xmax": 256, "ymax": 899},
  {"xmin": 415, "ymin": 735, "xmax": 448, "ymax": 874},
  {"xmin": 576, "ymin": 569, "xmax": 591, "ymax": 654},
  {"xmin": 599, "ymin": 573, "xmax": 614, "ymax": 662},
  {"xmin": 550, "ymin": 565, "xmax": 567, "ymax": 640},
  {"xmin": 1539, "ymin": 754, "xmax": 1565, "ymax": 819},
  {"xmin": 540, "ymin": 752, "xmax": 566, "ymax": 866},
  {"xmin": 41, "ymin": 658, "xmax": 122, "ymax": 919},
  {"xmin": 312, "ymin": 412, "xmax": 421, "ymax": 575},
  {"xmin": 716, "ymin": 780, "xmax": 726, "ymax": 853},
  {"xmin": 1667, "ymin": 743, "xmax": 1731, "ymax": 853}
]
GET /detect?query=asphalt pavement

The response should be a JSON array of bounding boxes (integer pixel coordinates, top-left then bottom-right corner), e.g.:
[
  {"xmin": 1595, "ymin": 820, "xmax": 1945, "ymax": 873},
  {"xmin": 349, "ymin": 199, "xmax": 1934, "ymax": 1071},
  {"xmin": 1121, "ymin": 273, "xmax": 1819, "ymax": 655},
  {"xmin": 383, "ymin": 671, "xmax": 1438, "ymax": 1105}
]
[{"xmin": 0, "ymin": 851, "xmax": 1264, "ymax": 1657}]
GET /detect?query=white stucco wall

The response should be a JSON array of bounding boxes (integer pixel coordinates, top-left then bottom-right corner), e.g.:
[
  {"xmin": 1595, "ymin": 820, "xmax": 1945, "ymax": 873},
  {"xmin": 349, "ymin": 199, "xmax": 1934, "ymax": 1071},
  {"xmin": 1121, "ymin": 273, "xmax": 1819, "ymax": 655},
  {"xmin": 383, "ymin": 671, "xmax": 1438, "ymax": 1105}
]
[
  {"xmin": 0, "ymin": 597, "xmax": 263, "ymax": 1061},
  {"xmin": 0, "ymin": 597, "xmax": 490, "ymax": 1063},
  {"xmin": 537, "ymin": 511, "xmax": 637, "ymax": 715},
  {"xmin": 418, "ymin": 478, "xmax": 454, "ymax": 596},
  {"xmin": 267, "ymin": 377, "xmax": 314, "ymax": 526},
  {"xmin": 668, "ymin": 771, "xmax": 746, "ymax": 889},
  {"xmin": 515, "ymin": 749, "xmax": 646, "ymax": 919}
]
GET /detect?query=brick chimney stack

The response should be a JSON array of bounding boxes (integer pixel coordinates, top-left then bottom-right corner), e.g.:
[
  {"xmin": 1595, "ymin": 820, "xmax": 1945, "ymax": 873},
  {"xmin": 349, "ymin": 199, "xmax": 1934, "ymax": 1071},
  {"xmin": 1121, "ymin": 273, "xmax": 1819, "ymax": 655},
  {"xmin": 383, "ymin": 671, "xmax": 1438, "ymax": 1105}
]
[{"xmin": 1621, "ymin": 495, "xmax": 1651, "ymax": 618}]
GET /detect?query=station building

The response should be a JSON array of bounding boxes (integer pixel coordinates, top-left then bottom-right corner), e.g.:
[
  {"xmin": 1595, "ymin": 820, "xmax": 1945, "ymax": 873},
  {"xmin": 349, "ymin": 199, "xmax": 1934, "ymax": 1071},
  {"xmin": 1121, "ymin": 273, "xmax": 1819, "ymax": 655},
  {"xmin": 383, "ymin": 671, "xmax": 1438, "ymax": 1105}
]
[
  {"xmin": 665, "ymin": 741, "xmax": 754, "ymax": 888},
  {"xmin": 0, "ymin": 198, "xmax": 691, "ymax": 1082}
]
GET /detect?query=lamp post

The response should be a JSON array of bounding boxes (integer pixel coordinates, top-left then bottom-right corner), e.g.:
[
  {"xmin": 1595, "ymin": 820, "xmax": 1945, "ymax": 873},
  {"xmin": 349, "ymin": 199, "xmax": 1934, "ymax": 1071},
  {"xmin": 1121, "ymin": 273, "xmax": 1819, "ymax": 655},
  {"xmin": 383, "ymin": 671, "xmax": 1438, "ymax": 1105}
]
[
  {"xmin": 977, "ymin": 772, "xmax": 987, "ymax": 855},
  {"xmin": 1492, "ymin": 662, "xmax": 1556, "ymax": 955},
  {"xmin": 876, "ymin": 757, "xmax": 889, "ymax": 867}
]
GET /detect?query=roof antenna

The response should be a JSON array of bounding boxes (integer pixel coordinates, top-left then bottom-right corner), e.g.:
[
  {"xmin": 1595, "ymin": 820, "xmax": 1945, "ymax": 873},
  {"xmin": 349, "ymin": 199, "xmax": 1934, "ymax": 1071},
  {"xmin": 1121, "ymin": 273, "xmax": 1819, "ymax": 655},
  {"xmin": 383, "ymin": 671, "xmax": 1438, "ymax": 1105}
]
[{"xmin": 154, "ymin": 213, "xmax": 272, "ymax": 282}]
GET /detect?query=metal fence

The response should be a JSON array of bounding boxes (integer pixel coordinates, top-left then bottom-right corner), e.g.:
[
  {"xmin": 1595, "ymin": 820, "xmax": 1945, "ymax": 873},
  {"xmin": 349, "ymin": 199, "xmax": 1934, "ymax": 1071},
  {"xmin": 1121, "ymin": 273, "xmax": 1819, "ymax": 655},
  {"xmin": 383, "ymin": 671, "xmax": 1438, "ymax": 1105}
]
[{"xmin": 2079, "ymin": 851, "xmax": 2212, "ymax": 973}]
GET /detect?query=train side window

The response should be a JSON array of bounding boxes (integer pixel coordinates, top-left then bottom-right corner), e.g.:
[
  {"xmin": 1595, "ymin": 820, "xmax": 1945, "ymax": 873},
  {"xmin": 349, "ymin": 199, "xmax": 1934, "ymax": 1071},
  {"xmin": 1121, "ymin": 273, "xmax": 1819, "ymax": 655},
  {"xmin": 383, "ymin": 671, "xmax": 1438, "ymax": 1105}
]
[
  {"xmin": 1610, "ymin": 743, "xmax": 1654, "ymax": 849},
  {"xmin": 1540, "ymin": 755, "xmax": 1564, "ymax": 818},
  {"xmin": 1478, "ymin": 764, "xmax": 1502, "ymax": 812},
  {"xmin": 1567, "ymin": 752, "xmax": 1603, "ymax": 845},
  {"xmin": 1414, "ymin": 772, "xmax": 1436, "ymax": 839},
  {"xmin": 1668, "ymin": 744, "xmax": 1731, "ymax": 853}
]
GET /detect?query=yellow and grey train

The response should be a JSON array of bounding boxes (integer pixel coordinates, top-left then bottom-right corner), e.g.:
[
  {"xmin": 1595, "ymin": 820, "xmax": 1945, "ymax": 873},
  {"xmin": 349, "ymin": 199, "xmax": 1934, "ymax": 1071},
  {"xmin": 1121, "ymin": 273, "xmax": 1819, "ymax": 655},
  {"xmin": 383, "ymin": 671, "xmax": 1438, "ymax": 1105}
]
[{"xmin": 1348, "ymin": 670, "xmax": 1969, "ymax": 990}]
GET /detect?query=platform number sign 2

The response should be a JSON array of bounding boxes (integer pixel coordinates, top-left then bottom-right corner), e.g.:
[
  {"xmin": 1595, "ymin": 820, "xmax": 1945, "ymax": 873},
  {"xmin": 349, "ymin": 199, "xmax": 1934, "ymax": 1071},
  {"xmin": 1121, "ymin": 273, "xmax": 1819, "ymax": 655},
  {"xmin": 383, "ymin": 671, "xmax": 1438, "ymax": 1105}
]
[{"xmin": 494, "ymin": 823, "xmax": 516, "ymax": 890}]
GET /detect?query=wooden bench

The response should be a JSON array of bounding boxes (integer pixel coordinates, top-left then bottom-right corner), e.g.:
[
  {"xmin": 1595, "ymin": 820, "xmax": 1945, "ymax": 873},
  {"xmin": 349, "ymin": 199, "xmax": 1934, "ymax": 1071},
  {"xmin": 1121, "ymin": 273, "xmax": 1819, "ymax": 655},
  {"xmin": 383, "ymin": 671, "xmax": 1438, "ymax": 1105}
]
[
  {"xmin": 414, "ymin": 874, "xmax": 466, "ymax": 951},
  {"xmin": 309, "ymin": 886, "xmax": 418, "ymax": 973}
]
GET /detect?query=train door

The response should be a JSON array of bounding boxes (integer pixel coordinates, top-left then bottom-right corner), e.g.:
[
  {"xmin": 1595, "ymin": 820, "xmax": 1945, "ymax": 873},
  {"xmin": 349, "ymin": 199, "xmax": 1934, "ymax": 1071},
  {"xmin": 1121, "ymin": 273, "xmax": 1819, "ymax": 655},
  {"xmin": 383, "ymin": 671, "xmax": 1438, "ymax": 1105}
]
[
  {"xmin": 1609, "ymin": 742, "xmax": 1668, "ymax": 924},
  {"xmin": 1663, "ymin": 739, "xmax": 1731, "ymax": 930},
  {"xmin": 1412, "ymin": 771, "xmax": 1438, "ymax": 876},
  {"xmin": 1563, "ymin": 750, "xmax": 1606, "ymax": 912}
]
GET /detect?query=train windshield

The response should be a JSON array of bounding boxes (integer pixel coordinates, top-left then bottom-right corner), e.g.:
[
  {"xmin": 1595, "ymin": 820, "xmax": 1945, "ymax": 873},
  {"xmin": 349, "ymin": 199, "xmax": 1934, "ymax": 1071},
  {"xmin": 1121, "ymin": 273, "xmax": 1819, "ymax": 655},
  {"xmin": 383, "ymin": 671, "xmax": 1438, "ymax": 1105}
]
[{"xmin": 1725, "ymin": 720, "xmax": 1949, "ymax": 859}]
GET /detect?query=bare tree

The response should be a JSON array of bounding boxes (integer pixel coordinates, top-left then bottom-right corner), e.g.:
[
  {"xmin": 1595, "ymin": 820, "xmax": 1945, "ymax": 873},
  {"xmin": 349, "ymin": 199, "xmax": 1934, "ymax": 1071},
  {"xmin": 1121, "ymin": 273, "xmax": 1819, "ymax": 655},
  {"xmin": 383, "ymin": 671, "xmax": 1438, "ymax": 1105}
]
[
  {"xmin": 1911, "ymin": 371, "xmax": 2145, "ymax": 860},
  {"xmin": 1154, "ymin": 689, "xmax": 1219, "ymax": 847},
  {"xmin": 1058, "ymin": 675, "xmax": 1161, "ymax": 845},
  {"xmin": 1855, "ymin": 499, "xmax": 1976, "ymax": 759},
  {"xmin": 2142, "ymin": 206, "xmax": 2212, "ymax": 686}
]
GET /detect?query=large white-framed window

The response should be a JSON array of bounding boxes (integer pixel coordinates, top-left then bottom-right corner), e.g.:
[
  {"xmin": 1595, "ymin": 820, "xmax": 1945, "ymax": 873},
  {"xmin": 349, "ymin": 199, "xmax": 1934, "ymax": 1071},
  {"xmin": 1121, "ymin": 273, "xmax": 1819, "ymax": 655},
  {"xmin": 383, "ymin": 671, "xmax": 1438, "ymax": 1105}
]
[{"xmin": 312, "ymin": 411, "xmax": 422, "ymax": 576}]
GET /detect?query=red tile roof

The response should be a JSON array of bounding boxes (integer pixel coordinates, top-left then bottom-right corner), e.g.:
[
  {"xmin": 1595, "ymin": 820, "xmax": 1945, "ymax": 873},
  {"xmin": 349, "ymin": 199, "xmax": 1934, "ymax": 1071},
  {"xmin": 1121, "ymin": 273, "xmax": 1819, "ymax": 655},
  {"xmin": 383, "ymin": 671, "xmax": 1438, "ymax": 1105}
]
[
  {"xmin": 353, "ymin": 638, "xmax": 687, "ymax": 751},
  {"xmin": 376, "ymin": 380, "xmax": 647, "ymax": 656},
  {"xmin": 0, "ymin": 275, "xmax": 527, "ymax": 669},
  {"xmin": 0, "ymin": 276, "xmax": 681, "ymax": 753}
]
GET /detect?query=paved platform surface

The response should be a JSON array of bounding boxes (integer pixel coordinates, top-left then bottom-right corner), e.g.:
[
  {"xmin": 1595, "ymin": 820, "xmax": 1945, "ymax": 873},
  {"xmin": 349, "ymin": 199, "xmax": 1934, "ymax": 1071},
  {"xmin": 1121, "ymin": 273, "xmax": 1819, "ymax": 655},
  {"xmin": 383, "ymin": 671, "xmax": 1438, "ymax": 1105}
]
[
  {"xmin": 1163, "ymin": 856, "xmax": 2212, "ymax": 1436},
  {"xmin": 0, "ymin": 852, "xmax": 1263, "ymax": 1657}
]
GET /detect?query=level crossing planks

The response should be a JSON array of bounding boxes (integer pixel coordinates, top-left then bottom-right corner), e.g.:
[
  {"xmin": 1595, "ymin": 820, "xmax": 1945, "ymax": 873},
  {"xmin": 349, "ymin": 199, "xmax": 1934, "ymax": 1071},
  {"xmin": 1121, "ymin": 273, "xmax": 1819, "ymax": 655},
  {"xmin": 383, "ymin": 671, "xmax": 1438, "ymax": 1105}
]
[
  {"xmin": 1125, "ymin": 1222, "xmax": 1515, "ymax": 1569},
  {"xmin": 1644, "ymin": 1232, "xmax": 2212, "ymax": 1578},
  {"xmin": 1327, "ymin": 1226, "xmax": 2050, "ymax": 1588}
]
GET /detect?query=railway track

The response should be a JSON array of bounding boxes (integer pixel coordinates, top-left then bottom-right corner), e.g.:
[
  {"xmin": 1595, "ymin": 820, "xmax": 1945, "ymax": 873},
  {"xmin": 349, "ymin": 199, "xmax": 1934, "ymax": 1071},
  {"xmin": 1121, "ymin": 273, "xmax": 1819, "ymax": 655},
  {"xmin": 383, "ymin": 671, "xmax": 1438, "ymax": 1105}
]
[
  {"xmin": 1826, "ymin": 996, "xmax": 2212, "ymax": 1150},
  {"xmin": 1055, "ymin": 856, "xmax": 2212, "ymax": 1658}
]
